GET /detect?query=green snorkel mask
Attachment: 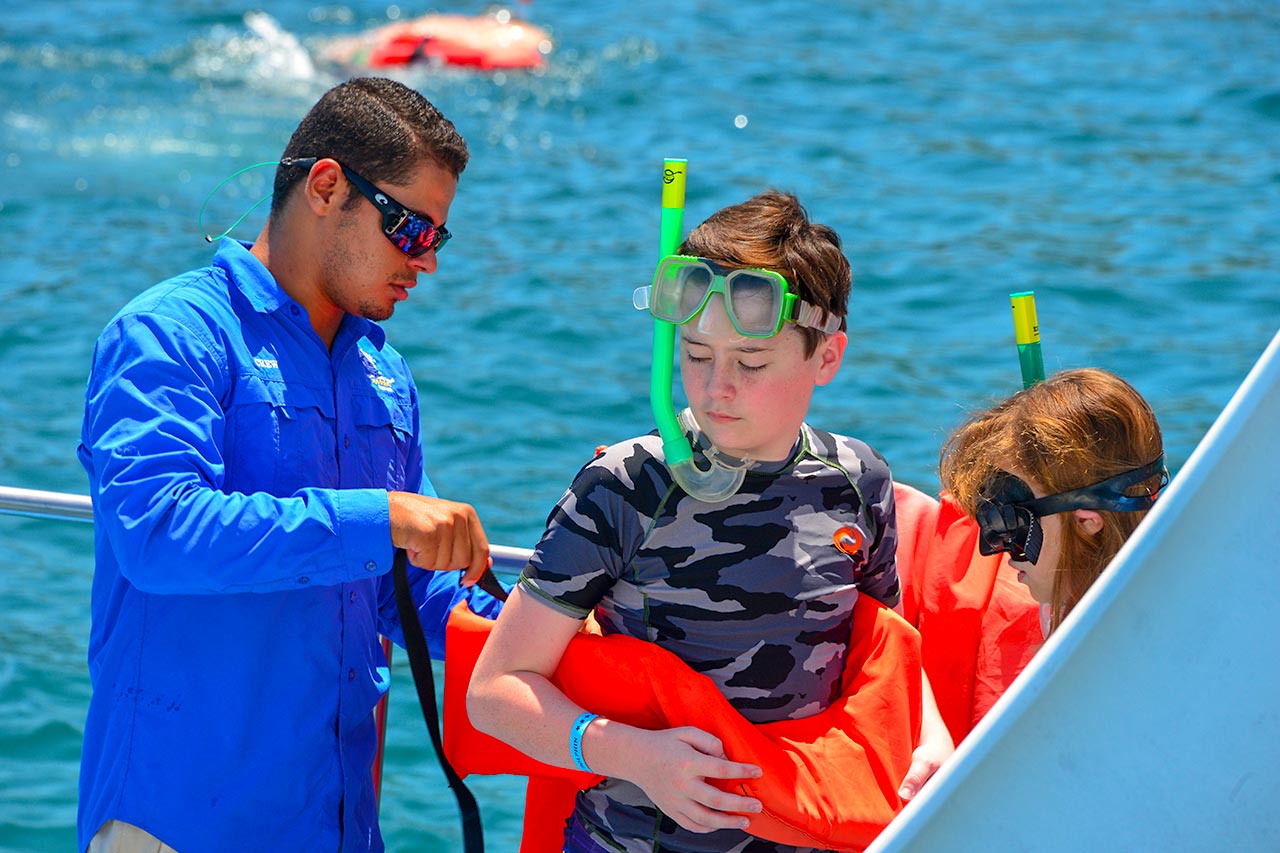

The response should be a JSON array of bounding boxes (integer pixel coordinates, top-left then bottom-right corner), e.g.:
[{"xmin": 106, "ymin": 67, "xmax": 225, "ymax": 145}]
[{"xmin": 638, "ymin": 159, "xmax": 841, "ymax": 503}]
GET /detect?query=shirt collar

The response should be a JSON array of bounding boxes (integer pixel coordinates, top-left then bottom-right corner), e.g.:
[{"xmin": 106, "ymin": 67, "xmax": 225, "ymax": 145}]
[
  {"xmin": 683, "ymin": 417, "xmax": 807, "ymax": 475},
  {"xmin": 213, "ymin": 238, "xmax": 386, "ymax": 351},
  {"xmin": 336, "ymin": 311, "xmax": 386, "ymax": 352},
  {"xmin": 214, "ymin": 238, "xmax": 288, "ymax": 313}
]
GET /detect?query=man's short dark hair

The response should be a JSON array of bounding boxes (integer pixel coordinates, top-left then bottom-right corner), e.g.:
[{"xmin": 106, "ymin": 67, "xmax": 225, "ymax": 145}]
[{"xmin": 269, "ymin": 77, "xmax": 469, "ymax": 219}]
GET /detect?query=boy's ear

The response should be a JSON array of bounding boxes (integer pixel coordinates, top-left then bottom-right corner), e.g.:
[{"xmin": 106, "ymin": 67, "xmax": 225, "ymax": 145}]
[{"xmin": 814, "ymin": 331, "xmax": 847, "ymax": 386}]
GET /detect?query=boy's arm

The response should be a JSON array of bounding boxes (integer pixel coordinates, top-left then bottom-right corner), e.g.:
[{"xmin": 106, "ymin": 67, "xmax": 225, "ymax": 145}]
[
  {"xmin": 897, "ymin": 669, "xmax": 956, "ymax": 800},
  {"xmin": 467, "ymin": 584, "xmax": 764, "ymax": 833}
]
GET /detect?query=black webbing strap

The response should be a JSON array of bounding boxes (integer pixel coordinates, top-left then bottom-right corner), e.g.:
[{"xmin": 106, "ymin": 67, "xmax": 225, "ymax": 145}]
[
  {"xmin": 475, "ymin": 563, "xmax": 510, "ymax": 605},
  {"xmin": 392, "ymin": 548, "xmax": 502, "ymax": 853}
]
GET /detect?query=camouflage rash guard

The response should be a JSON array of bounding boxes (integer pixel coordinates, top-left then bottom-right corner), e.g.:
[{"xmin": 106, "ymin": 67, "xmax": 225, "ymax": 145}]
[{"xmin": 520, "ymin": 423, "xmax": 900, "ymax": 853}]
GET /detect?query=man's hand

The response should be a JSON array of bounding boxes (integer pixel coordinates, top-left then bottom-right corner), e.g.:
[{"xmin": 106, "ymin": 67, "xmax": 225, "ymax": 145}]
[{"xmin": 387, "ymin": 492, "xmax": 490, "ymax": 585}]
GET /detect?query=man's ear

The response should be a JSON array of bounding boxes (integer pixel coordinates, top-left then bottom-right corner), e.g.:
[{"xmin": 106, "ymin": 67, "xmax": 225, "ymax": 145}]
[
  {"xmin": 1073, "ymin": 509, "xmax": 1104, "ymax": 537},
  {"xmin": 303, "ymin": 158, "xmax": 344, "ymax": 215},
  {"xmin": 814, "ymin": 330, "xmax": 847, "ymax": 387}
]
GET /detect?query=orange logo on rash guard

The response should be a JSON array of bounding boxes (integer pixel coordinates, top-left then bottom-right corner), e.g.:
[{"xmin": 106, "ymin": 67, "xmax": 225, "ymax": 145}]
[{"xmin": 833, "ymin": 526, "xmax": 864, "ymax": 556}]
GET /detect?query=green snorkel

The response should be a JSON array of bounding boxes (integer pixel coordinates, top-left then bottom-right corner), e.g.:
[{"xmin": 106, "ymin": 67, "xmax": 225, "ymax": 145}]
[
  {"xmin": 649, "ymin": 158, "xmax": 746, "ymax": 502},
  {"xmin": 1010, "ymin": 291, "xmax": 1046, "ymax": 388}
]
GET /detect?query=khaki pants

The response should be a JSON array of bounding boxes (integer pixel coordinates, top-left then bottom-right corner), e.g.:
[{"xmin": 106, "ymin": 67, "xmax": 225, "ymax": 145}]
[{"xmin": 88, "ymin": 820, "xmax": 180, "ymax": 853}]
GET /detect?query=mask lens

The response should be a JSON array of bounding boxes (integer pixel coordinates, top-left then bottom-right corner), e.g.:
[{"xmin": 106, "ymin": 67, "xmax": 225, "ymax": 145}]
[
  {"xmin": 976, "ymin": 503, "xmax": 1035, "ymax": 560},
  {"xmin": 975, "ymin": 472, "xmax": 1043, "ymax": 563},
  {"xmin": 976, "ymin": 507, "xmax": 1015, "ymax": 556},
  {"xmin": 652, "ymin": 261, "xmax": 713, "ymax": 324},
  {"xmin": 725, "ymin": 271, "xmax": 784, "ymax": 336}
]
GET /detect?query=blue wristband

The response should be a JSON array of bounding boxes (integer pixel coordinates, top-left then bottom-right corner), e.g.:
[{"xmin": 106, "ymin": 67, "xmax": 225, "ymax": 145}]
[{"xmin": 569, "ymin": 712, "xmax": 599, "ymax": 773}]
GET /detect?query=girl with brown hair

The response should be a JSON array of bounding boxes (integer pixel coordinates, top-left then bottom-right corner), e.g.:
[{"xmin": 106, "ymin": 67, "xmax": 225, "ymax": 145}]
[{"xmin": 940, "ymin": 368, "xmax": 1167, "ymax": 635}]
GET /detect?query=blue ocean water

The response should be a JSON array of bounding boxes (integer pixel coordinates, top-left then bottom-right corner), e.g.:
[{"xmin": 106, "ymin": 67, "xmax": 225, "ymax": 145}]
[{"xmin": 1, "ymin": 1, "xmax": 1278, "ymax": 849}]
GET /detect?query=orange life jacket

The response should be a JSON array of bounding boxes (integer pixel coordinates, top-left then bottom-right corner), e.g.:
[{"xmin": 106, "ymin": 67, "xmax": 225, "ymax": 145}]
[
  {"xmin": 893, "ymin": 484, "xmax": 1043, "ymax": 742},
  {"xmin": 443, "ymin": 594, "xmax": 923, "ymax": 853},
  {"xmin": 441, "ymin": 482, "xmax": 1041, "ymax": 850}
]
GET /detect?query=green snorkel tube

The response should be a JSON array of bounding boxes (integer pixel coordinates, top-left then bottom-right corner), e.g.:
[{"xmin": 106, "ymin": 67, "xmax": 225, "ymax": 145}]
[
  {"xmin": 1010, "ymin": 291, "xmax": 1046, "ymax": 388},
  {"xmin": 649, "ymin": 159, "xmax": 746, "ymax": 502}
]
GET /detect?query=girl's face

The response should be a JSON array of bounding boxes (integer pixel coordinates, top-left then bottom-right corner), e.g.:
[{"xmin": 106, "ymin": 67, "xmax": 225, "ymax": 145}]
[
  {"xmin": 1004, "ymin": 467, "xmax": 1103, "ymax": 607},
  {"xmin": 1008, "ymin": 477, "xmax": 1064, "ymax": 605}
]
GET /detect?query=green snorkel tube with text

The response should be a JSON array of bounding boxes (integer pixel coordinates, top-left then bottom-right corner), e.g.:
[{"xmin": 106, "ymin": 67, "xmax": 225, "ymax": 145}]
[
  {"xmin": 650, "ymin": 159, "xmax": 746, "ymax": 502},
  {"xmin": 1010, "ymin": 291, "xmax": 1046, "ymax": 388}
]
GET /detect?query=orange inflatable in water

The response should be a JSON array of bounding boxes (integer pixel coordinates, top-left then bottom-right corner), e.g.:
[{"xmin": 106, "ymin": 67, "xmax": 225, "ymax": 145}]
[{"xmin": 321, "ymin": 12, "xmax": 553, "ymax": 71}]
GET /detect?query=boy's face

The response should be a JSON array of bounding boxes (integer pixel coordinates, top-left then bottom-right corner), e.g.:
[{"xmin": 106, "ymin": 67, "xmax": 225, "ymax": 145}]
[{"xmin": 679, "ymin": 294, "xmax": 845, "ymax": 462}]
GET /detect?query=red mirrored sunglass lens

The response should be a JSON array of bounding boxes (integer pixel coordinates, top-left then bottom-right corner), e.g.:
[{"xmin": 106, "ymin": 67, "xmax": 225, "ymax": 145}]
[{"xmin": 389, "ymin": 216, "xmax": 446, "ymax": 257}]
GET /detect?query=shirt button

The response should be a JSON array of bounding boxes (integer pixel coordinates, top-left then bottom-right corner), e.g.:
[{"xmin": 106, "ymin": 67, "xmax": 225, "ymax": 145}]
[
  {"xmin": 290, "ymin": 305, "xmax": 300, "ymax": 315},
  {"xmin": 348, "ymin": 669, "xmax": 356, "ymax": 681},
  {"xmin": 364, "ymin": 560, "xmax": 377, "ymax": 572},
  {"xmin": 344, "ymin": 435, "xmax": 351, "ymax": 449},
  {"xmin": 349, "ymin": 592, "xmax": 356, "ymax": 603},
  {"xmin": 298, "ymin": 576, "xmax": 309, "ymax": 584}
]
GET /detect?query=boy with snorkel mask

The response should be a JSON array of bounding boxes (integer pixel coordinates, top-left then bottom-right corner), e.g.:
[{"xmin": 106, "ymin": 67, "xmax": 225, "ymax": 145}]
[{"xmin": 470, "ymin": 190, "xmax": 949, "ymax": 852}]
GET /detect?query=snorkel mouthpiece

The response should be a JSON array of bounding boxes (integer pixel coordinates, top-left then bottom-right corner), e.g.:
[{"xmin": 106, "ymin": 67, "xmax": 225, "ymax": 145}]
[{"xmin": 652, "ymin": 158, "xmax": 746, "ymax": 503}]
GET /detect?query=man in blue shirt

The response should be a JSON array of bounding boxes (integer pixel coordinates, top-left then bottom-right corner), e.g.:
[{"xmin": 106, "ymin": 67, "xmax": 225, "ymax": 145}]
[{"xmin": 77, "ymin": 77, "xmax": 503, "ymax": 852}]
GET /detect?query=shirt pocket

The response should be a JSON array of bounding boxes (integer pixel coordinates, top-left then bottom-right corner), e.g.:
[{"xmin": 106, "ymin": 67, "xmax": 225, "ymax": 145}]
[
  {"xmin": 226, "ymin": 374, "xmax": 337, "ymax": 494},
  {"xmin": 349, "ymin": 391, "xmax": 414, "ymax": 491}
]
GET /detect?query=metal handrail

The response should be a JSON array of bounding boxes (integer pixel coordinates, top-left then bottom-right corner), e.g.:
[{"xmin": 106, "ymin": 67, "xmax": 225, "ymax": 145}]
[
  {"xmin": 0, "ymin": 485, "xmax": 94, "ymax": 522},
  {"xmin": 2, "ymin": 482, "xmax": 530, "ymax": 808},
  {"xmin": 0, "ymin": 485, "xmax": 533, "ymax": 571}
]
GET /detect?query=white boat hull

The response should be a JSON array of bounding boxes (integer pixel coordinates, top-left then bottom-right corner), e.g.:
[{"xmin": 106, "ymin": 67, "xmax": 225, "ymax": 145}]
[{"xmin": 869, "ymin": 327, "xmax": 1280, "ymax": 852}]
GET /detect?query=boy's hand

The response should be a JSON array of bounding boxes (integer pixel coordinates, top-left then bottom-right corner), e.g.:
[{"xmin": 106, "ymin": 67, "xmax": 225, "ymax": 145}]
[
  {"xmin": 897, "ymin": 718, "xmax": 955, "ymax": 800},
  {"xmin": 619, "ymin": 726, "xmax": 763, "ymax": 833},
  {"xmin": 899, "ymin": 670, "xmax": 956, "ymax": 800}
]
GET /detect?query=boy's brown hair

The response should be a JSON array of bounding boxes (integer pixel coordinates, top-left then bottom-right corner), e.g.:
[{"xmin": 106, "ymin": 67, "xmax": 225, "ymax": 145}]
[{"xmin": 679, "ymin": 190, "xmax": 850, "ymax": 356}]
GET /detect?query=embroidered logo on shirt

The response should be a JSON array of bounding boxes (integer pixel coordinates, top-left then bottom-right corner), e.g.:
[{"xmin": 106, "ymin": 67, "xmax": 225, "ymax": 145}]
[
  {"xmin": 833, "ymin": 526, "xmax": 864, "ymax": 556},
  {"xmin": 253, "ymin": 357, "xmax": 279, "ymax": 370},
  {"xmin": 358, "ymin": 349, "xmax": 396, "ymax": 394}
]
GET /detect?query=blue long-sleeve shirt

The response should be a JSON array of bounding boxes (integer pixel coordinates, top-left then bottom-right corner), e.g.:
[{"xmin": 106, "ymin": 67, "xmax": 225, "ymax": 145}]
[{"xmin": 76, "ymin": 238, "xmax": 503, "ymax": 853}]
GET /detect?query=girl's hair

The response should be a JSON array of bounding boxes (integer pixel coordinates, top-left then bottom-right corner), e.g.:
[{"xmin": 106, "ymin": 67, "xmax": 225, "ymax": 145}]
[
  {"xmin": 679, "ymin": 190, "xmax": 851, "ymax": 357},
  {"xmin": 939, "ymin": 368, "xmax": 1164, "ymax": 632},
  {"xmin": 270, "ymin": 76, "xmax": 469, "ymax": 220}
]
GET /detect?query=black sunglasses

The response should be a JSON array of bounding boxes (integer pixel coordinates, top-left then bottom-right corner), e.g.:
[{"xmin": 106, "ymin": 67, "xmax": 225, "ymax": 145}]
[
  {"xmin": 975, "ymin": 456, "xmax": 1167, "ymax": 564},
  {"xmin": 281, "ymin": 157, "xmax": 450, "ymax": 257}
]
